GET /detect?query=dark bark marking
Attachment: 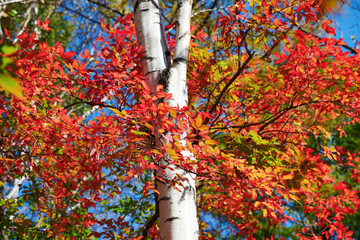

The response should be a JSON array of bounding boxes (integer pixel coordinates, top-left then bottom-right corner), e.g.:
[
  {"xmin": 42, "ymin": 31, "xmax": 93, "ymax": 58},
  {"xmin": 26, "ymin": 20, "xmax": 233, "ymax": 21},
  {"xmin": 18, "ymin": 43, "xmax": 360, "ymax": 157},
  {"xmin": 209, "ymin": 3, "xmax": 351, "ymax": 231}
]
[
  {"xmin": 159, "ymin": 196, "xmax": 171, "ymax": 201},
  {"xmin": 178, "ymin": 33, "xmax": 186, "ymax": 40},
  {"xmin": 180, "ymin": 185, "xmax": 195, "ymax": 202},
  {"xmin": 159, "ymin": 67, "xmax": 171, "ymax": 92},
  {"xmin": 165, "ymin": 50, "xmax": 171, "ymax": 58},
  {"xmin": 165, "ymin": 216, "xmax": 180, "ymax": 222},
  {"xmin": 134, "ymin": 0, "xmax": 159, "ymax": 12},
  {"xmin": 173, "ymin": 57, "xmax": 187, "ymax": 64},
  {"xmin": 145, "ymin": 70, "xmax": 158, "ymax": 76},
  {"xmin": 142, "ymin": 56, "xmax": 156, "ymax": 62}
]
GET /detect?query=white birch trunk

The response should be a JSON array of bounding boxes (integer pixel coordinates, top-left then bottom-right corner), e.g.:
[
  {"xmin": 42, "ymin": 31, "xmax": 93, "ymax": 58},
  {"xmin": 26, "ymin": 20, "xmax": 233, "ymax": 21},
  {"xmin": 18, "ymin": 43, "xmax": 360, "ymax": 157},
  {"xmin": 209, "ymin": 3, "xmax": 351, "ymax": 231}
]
[{"xmin": 134, "ymin": 0, "xmax": 199, "ymax": 239}]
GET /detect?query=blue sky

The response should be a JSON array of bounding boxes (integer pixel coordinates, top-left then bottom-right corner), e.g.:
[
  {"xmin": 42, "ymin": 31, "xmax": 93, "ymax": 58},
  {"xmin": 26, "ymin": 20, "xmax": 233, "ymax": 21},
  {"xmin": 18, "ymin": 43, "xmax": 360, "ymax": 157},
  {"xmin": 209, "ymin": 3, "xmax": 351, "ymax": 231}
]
[{"xmin": 333, "ymin": 1, "xmax": 360, "ymax": 51}]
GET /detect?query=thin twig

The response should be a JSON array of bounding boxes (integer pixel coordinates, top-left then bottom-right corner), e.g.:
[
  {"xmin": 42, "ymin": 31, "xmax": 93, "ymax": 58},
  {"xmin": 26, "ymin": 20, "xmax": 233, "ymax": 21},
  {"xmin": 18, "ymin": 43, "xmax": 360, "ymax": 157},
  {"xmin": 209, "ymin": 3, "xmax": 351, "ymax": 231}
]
[{"xmin": 60, "ymin": 3, "xmax": 101, "ymax": 25}]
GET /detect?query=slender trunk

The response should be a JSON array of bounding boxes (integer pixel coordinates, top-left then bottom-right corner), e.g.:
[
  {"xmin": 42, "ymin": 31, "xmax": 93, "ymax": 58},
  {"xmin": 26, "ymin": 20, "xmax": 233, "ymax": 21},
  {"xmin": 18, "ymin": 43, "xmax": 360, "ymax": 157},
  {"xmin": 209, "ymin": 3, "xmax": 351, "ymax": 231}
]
[{"xmin": 134, "ymin": 0, "xmax": 199, "ymax": 239}]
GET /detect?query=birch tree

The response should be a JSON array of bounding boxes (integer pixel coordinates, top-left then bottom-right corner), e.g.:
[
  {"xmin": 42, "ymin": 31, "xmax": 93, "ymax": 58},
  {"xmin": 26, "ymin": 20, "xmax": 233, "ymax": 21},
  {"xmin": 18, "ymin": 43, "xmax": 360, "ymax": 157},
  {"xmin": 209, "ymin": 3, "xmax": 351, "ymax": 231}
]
[{"xmin": 134, "ymin": 0, "xmax": 199, "ymax": 239}]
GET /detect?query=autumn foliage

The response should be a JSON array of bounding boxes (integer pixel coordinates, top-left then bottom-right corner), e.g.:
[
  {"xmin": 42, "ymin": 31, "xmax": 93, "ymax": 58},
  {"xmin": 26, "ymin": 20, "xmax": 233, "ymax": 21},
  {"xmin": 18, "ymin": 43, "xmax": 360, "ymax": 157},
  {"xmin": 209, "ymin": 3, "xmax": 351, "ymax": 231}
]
[{"xmin": 1, "ymin": 0, "xmax": 360, "ymax": 239}]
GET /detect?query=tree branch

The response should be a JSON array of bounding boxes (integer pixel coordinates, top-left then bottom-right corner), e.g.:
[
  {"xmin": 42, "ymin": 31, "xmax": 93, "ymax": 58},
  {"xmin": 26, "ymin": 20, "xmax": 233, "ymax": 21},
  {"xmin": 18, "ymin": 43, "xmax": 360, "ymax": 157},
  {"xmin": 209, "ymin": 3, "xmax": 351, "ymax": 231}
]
[
  {"xmin": 298, "ymin": 26, "xmax": 358, "ymax": 55},
  {"xmin": 207, "ymin": 52, "xmax": 254, "ymax": 115},
  {"xmin": 0, "ymin": 0, "xmax": 36, "ymax": 6},
  {"xmin": 63, "ymin": 101, "xmax": 118, "ymax": 110},
  {"xmin": 209, "ymin": 100, "xmax": 341, "ymax": 132},
  {"xmin": 85, "ymin": 0, "xmax": 124, "ymax": 17},
  {"xmin": 141, "ymin": 189, "xmax": 159, "ymax": 239}
]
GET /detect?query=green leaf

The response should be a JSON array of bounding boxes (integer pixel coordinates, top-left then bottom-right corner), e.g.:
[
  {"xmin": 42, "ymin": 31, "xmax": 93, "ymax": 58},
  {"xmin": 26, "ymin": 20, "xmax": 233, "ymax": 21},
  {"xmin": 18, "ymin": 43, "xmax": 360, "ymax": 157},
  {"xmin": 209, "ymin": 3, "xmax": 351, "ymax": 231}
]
[
  {"xmin": 9, "ymin": 9, "xmax": 18, "ymax": 17},
  {"xmin": 1, "ymin": 45, "xmax": 16, "ymax": 54},
  {"xmin": 0, "ymin": 74, "xmax": 23, "ymax": 98},
  {"xmin": 1, "ymin": 57, "xmax": 12, "ymax": 69}
]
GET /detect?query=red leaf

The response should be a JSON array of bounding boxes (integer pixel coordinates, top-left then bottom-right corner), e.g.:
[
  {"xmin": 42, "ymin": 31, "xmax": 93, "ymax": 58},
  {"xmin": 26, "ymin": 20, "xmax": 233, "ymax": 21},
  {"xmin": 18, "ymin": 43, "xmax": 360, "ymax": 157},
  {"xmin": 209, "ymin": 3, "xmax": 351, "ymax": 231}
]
[
  {"xmin": 4, "ymin": 28, "xmax": 9, "ymax": 38},
  {"xmin": 37, "ymin": 19, "xmax": 52, "ymax": 31},
  {"xmin": 321, "ymin": 20, "xmax": 336, "ymax": 35},
  {"xmin": 165, "ymin": 93, "xmax": 172, "ymax": 100}
]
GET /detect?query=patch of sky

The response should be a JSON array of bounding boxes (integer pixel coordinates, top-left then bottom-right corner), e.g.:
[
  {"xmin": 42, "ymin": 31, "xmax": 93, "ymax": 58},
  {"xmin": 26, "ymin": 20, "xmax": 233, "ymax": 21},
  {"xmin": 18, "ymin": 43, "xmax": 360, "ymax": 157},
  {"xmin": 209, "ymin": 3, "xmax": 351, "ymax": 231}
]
[{"xmin": 333, "ymin": 1, "xmax": 360, "ymax": 48}]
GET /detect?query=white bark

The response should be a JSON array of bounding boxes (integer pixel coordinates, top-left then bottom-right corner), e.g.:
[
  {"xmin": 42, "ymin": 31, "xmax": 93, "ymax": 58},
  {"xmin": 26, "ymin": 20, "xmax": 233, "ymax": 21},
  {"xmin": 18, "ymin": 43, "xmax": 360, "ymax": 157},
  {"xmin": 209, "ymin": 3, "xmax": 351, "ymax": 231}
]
[
  {"xmin": 134, "ymin": 0, "xmax": 198, "ymax": 239},
  {"xmin": 134, "ymin": 0, "xmax": 169, "ymax": 94},
  {"xmin": 5, "ymin": 176, "xmax": 26, "ymax": 200}
]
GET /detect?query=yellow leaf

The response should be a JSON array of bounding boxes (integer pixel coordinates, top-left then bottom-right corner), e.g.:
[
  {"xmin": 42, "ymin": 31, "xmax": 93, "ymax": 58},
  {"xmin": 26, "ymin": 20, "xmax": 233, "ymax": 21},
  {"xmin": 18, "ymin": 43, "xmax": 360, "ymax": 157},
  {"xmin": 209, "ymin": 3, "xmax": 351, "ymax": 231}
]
[
  {"xmin": 168, "ymin": 108, "xmax": 177, "ymax": 118},
  {"xmin": 249, "ymin": 0, "xmax": 255, "ymax": 8},
  {"xmin": 284, "ymin": 194, "xmax": 289, "ymax": 202},
  {"xmin": 167, "ymin": 148, "xmax": 178, "ymax": 160},
  {"xmin": 283, "ymin": 173, "xmax": 294, "ymax": 180},
  {"xmin": 205, "ymin": 139, "xmax": 218, "ymax": 145},
  {"xmin": 262, "ymin": 208, "xmax": 268, "ymax": 217},
  {"xmin": 195, "ymin": 115, "xmax": 203, "ymax": 128},
  {"xmin": 111, "ymin": 108, "xmax": 121, "ymax": 115},
  {"xmin": 113, "ymin": 232, "xmax": 121, "ymax": 238},
  {"xmin": 316, "ymin": 125, "xmax": 331, "ymax": 140},
  {"xmin": 150, "ymin": 149, "xmax": 162, "ymax": 155},
  {"xmin": 0, "ymin": 74, "xmax": 23, "ymax": 98},
  {"xmin": 289, "ymin": 194, "xmax": 300, "ymax": 202},
  {"xmin": 265, "ymin": 167, "xmax": 272, "ymax": 174},
  {"xmin": 64, "ymin": 62, "xmax": 73, "ymax": 72},
  {"xmin": 145, "ymin": 122, "xmax": 153, "ymax": 130}
]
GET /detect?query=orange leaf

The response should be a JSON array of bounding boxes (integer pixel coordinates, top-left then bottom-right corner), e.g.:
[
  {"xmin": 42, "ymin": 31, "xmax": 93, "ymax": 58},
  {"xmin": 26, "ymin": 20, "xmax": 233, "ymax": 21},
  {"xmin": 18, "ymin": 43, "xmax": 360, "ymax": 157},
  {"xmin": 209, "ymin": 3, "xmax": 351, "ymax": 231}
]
[{"xmin": 252, "ymin": 190, "xmax": 258, "ymax": 200}]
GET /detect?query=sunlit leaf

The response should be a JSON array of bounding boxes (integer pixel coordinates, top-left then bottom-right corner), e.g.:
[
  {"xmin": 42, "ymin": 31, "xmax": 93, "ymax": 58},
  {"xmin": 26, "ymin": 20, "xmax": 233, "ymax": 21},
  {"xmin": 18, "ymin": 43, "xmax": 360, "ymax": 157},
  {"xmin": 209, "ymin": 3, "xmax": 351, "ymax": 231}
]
[{"xmin": 0, "ymin": 74, "xmax": 23, "ymax": 98}]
